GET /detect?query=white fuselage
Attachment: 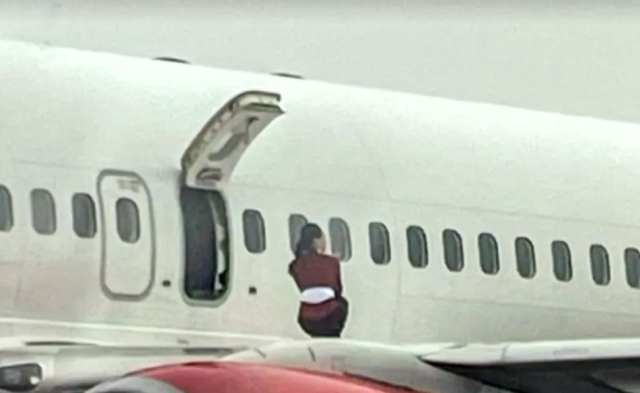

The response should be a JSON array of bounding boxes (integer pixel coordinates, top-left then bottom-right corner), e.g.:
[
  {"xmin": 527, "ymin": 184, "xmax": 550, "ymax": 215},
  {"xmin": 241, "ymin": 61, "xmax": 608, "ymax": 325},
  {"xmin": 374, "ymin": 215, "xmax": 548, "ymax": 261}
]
[{"xmin": 1, "ymin": 39, "xmax": 640, "ymax": 349}]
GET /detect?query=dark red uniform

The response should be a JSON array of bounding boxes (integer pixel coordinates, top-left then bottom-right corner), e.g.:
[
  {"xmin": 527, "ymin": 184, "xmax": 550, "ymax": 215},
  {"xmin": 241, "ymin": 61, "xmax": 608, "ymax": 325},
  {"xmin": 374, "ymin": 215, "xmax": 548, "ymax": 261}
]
[{"xmin": 288, "ymin": 252, "xmax": 349, "ymax": 337}]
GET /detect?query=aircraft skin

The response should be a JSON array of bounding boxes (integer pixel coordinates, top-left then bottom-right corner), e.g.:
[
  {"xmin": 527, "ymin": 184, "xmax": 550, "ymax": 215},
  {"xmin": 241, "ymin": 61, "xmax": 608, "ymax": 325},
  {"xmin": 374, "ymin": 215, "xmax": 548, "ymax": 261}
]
[{"xmin": 3, "ymin": 38, "xmax": 640, "ymax": 353}]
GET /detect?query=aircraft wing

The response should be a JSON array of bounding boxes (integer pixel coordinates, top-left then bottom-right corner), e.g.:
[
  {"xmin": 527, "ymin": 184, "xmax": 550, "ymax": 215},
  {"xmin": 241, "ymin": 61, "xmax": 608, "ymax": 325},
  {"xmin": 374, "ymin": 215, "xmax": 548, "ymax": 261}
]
[
  {"xmin": 5, "ymin": 338, "xmax": 640, "ymax": 393},
  {"xmin": 226, "ymin": 338, "xmax": 640, "ymax": 393},
  {"xmin": 420, "ymin": 338, "xmax": 640, "ymax": 393}
]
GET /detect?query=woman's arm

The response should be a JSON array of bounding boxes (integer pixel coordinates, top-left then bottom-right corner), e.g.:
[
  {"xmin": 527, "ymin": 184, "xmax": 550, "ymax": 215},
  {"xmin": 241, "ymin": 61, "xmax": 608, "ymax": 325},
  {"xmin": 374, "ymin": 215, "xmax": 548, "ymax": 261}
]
[{"xmin": 333, "ymin": 258, "xmax": 343, "ymax": 298}]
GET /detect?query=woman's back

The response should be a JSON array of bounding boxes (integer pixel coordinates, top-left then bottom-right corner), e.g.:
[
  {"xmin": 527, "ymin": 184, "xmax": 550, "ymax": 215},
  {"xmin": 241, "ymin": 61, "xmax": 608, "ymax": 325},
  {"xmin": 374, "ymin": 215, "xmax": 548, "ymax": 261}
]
[{"xmin": 289, "ymin": 252, "xmax": 342, "ymax": 297}]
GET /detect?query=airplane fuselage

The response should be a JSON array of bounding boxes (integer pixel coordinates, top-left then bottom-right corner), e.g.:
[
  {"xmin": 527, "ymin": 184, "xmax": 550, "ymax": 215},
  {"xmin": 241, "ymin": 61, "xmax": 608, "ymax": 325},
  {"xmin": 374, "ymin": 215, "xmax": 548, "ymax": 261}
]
[{"xmin": 1, "ymin": 40, "xmax": 640, "ymax": 348}]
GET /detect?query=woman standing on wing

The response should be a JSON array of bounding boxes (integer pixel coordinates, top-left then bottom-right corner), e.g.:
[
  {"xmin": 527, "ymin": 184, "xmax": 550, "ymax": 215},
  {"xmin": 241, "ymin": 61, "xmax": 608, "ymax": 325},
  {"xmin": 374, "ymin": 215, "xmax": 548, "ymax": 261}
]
[{"xmin": 288, "ymin": 223, "xmax": 349, "ymax": 338}]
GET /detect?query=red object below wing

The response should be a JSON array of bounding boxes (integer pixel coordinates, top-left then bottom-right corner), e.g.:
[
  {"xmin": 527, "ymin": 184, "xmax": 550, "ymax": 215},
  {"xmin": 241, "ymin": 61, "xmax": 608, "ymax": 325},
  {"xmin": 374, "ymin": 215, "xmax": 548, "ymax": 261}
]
[{"xmin": 138, "ymin": 361, "xmax": 417, "ymax": 393}]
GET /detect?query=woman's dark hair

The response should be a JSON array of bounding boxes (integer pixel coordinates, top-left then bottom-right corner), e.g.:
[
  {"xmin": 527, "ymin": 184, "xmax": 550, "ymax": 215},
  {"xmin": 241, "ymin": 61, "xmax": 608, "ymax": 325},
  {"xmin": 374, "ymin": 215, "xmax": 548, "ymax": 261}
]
[{"xmin": 294, "ymin": 223, "xmax": 323, "ymax": 258}]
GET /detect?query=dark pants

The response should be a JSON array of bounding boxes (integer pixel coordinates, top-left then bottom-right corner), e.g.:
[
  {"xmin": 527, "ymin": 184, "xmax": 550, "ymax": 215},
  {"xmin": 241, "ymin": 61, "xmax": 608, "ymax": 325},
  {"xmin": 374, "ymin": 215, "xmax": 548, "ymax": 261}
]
[{"xmin": 298, "ymin": 298, "xmax": 349, "ymax": 338}]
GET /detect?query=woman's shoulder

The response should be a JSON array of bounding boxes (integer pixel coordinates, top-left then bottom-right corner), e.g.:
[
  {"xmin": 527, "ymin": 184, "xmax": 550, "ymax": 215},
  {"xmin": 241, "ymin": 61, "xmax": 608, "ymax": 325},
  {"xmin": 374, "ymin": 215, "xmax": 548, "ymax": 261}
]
[
  {"xmin": 293, "ymin": 252, "xmax": 339, "ymax": 264},
  {"xmin": 288, "ymin": 258, "xmax": 299, "ymax": 273},
  {"xmin": 318, "ymin": 253, "xmax": 341, "ymax": 264}
]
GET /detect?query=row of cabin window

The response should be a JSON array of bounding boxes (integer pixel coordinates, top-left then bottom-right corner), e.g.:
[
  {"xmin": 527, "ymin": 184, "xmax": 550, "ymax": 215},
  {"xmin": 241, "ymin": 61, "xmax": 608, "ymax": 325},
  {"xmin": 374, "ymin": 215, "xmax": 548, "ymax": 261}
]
[
  {"xmin": 241, "ymin": 210, "xmax": 640, "ymax": 289},
  {"xmin": 242, "ymin": 211, "xmax": 355, "ymax": 261},
  {"xmin": 0, "ymin": 185, "xmax": 140, "ymax": 243}
]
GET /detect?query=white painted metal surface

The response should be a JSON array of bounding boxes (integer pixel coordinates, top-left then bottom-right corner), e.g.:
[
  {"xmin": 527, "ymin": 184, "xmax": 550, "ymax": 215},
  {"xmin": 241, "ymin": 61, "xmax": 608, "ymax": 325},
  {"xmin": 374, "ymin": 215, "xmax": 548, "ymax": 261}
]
[{"xmin": 2, "ymin": 39, "xmax": 640, "ymax": 348}]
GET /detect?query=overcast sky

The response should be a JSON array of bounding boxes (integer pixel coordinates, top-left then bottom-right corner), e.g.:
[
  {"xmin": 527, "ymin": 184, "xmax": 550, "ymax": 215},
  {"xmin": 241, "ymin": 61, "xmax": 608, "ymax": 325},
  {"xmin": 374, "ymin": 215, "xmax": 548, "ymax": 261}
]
[{"xmin": 1, "ymin": 1, "xmax": 640, "ymax": 123}]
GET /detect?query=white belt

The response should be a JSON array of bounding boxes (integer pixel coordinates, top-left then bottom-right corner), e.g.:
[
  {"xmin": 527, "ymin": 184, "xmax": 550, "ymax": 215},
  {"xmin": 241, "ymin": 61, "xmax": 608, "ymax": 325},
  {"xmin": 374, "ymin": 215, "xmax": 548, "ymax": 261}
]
[{"xmin": 300, "ymin": 287, "xmax": 335, "ymax": 304}]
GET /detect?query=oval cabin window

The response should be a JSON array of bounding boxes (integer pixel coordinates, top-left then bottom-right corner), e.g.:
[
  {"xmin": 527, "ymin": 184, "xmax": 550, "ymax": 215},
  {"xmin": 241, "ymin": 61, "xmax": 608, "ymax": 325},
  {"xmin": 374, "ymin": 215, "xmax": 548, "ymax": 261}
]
[
  {"xmin": 369, "ymin": 222, "xmax": 390, "ymax": 265},
  {"xmin": 31, "ymin": 189, "xmax": 56, "ymax": 235},
  {"xmin": 590, "ymin": 244, "xmax": 610, "ymax": 286},
  {"xmin": 406, "ymin": 226, "xmax": 427, "ymax": 268},
  {"xmin": 478, "ymin": 232, "xmax": 499, "ymax": 275},
  {"xmin": 515, "ymin": 237, "xmax": 536, "ymax": 279},
  {"xmin": 0, "ymin": 185, "xmax": 13, "ymax": 232},
  {"xmin": 552, "ymin": 240, "xmax": 572, "ymax": 282},
  {"xmin": 288, "ymin": 214, "xmax": 308, "ymax": 253},
  {"xmin": 329, "ymin": 218, "xmax": 352, "ymax": 261},
  {"xmin": 72, "ymin": 193, "xmax": 97, "ymax": 238},
  {"xmin": 625, "ymin": 248, "xmax": 640, "ymax": 289},
  {"xmin": 443, "ymin": 229, "xmax": 464, "ymax": 272},
  {"xmin": 243, "ymin": 209, "xmax": 266, "ymax": 253},
  {"xmin": 116, "ymin": 198, "xmax": 140, "ymax": 243}
]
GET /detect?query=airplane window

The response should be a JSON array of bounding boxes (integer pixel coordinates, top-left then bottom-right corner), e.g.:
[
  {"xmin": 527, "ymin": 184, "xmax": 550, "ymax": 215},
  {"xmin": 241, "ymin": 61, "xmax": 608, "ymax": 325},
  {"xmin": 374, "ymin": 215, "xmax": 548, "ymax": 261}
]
[
  {"xmin": 288, "ymin": 214, "xmax": 308, "ymax": 253},
  {"xmin": 0, "ymin": 185, "xmax": 13, "ymax": 232},
  {"xmin": 243, "ymin": 209, "xmax": 266, "ymax": 253},
  {"xmin": 116, "ymin": 198, "xmax": 140, "ymax": 243},
  {"xmin": 406, "ymin": 225, "xmax": 427, "ymax": 268},
  {"xmin": 590, "ymin": 244, "xmax": 610, "ymax": 286},
  {"xmin": 625, "ymin": 248, "xmax": 640, "ymax": 289},
  {"xmin": 443, "ymin": 229, "xmax": 464, "ymax": 272},
  {"xmin": 478, "ymin": 232, "xmax": 499, "ymax": 275},
  {"xmin": 552, "ymin": 240, "xmax": 572, "ymax": 282},
  {"xmin": 72, "ymin": 193, "xmax": 97, "ymax": 239},
  {"xmin": 369, "ymin": 222, "xmax": 390, "ymax": 265},
  {"xmin": 515, "ymin": 237, "xmax": 536, "ymax": 279},
  {"xmin": 30, "ymin": 189, "xmax": 56, "ymax": 235},
  {"xmin": 329, "ymin": 218, "xmax": 352, "ymax": 261}
]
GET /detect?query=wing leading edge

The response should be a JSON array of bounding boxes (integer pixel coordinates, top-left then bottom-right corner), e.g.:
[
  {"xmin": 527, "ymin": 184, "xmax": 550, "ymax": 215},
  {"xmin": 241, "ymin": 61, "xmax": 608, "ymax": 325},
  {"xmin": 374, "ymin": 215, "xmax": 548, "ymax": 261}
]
[{"xmin": 421, "ymin": 338, "xmax": 640, "ymax": 393}]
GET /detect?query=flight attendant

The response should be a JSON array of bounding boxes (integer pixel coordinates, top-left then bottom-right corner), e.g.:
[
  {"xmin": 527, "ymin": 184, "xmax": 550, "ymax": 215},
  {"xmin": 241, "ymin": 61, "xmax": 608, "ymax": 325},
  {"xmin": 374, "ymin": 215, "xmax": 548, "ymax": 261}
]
[{"xmin": 288, "ymin": 223, "xmax": 349, "ymax": 338}]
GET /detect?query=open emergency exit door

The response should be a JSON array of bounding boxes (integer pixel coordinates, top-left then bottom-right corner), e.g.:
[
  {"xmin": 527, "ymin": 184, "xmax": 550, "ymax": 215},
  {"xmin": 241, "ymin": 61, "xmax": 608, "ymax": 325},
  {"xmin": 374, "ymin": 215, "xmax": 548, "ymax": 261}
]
[
  {"xmin": 179, "ymin": 91, "xmax": 284, "ymax": 302},
  {"xmin": 181, "ymin": 91, "xmax": 284, "ymax": 189}
]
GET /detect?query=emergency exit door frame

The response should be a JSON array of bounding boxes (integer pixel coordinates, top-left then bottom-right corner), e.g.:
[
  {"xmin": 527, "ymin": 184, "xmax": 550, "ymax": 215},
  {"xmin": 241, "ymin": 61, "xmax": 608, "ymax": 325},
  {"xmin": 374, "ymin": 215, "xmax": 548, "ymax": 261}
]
[{"xmin": 97, "ymin": 169, "xmax": 157, "ymax": 302}]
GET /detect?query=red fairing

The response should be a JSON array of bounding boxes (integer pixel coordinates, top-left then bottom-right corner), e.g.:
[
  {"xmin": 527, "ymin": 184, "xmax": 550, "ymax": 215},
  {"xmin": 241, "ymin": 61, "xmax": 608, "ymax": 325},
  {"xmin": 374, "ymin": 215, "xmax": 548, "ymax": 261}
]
[{"xmin": 138, "ymin": 361, "xmax": 418, "ymax": 393}]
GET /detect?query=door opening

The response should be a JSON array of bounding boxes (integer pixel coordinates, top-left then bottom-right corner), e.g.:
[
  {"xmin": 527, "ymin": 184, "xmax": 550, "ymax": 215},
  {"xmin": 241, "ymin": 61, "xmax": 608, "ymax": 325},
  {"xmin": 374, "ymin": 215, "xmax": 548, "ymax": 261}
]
[{"xmin": 180, "ymin": 187, "xmax": 229, "ymax": 301}]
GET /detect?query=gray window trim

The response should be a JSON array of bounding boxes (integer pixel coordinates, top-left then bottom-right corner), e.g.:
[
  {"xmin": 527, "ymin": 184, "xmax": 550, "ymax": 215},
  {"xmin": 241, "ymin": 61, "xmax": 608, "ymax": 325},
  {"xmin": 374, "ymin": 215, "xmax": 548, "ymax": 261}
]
[
  {"xmin": 288, "ymin": 214, "xmax": 308, "ymax": 253},
  {"xmin": 329, "ymin": 217, "xmax": 352, "ymax": 262},
  {"xmin": 443, "ymin": 229, "xmax": 464, "ymax": 272},
  {"xmin": 478, "ymin": 232, "xmax": 499, "ymax": 275},
  {"xmin": 406, "ymin": 225, "xmax": 428, "ymax": 268},
  {"xmin": 72, "ymin": 193, "xmax": 97, "ymax": 239},
  {"xmin": 116, "ymin": 197, "xmax": 140, "ymax": 243},
  {"xmin": 551, "ymin": 240, "xmax": 572, "ymax": 282},
  {"xmin": 369, "ymin": 222, "xmax": 391, "ymax": 265},
  {"xmin": 625, "ymin": 247, "xmax": 640, "ymax": 289},
  {"xmin": 30, "ymin": 188, "xmax": 56, "ymax": 235},
  {"xmin": 0, "ymin": 185, "xmax": 13, "ymax": 232},
  {"xmin": 515, "ymin": 236, "xmax": 536, "ymax": 279},
  {"xmin": 242, "ymin": 209, "xmax": 266, "ymax": 253},
  {"xmin": 590, "ymin": 244, "xmax": 610, "ymax": 286}
]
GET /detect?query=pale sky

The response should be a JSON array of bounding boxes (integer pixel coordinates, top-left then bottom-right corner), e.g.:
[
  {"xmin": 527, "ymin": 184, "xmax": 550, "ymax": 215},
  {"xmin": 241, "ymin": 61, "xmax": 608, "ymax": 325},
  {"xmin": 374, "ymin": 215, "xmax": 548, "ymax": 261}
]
[{"xmin": 1, "ymin": 1, "xmax": 639, "ymax": 123}]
